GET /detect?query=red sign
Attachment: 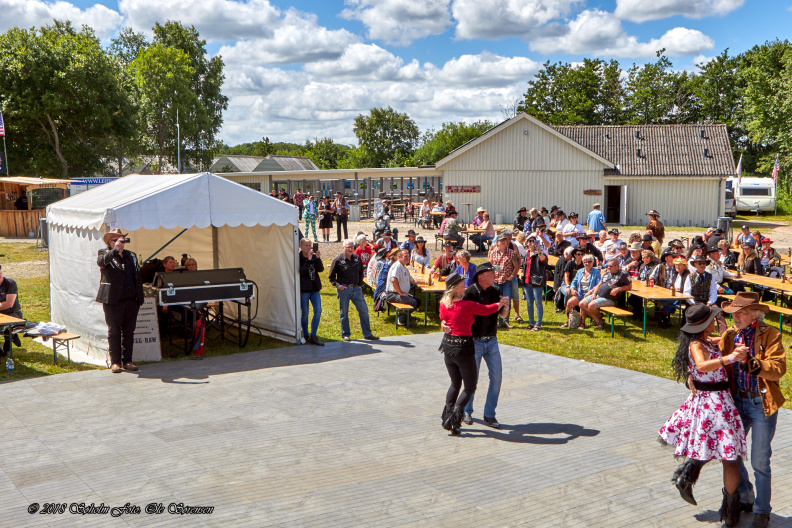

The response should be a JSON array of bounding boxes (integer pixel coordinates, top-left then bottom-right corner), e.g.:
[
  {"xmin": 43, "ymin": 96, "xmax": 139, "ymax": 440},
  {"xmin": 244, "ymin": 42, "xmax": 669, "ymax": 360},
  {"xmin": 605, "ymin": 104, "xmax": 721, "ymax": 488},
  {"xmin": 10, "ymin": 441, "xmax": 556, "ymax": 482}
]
[{"xmin": 446, "ymin": 186, "xmax": 481, "ymax": 193}]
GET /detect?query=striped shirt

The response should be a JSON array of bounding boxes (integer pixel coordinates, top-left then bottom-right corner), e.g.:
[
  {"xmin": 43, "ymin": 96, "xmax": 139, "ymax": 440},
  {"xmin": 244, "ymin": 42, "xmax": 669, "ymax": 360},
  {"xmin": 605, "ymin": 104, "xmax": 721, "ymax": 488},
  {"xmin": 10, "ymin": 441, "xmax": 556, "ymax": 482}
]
[{"xmin": 733, "ymin": 322, "xmax": 758, "ymax": 392}]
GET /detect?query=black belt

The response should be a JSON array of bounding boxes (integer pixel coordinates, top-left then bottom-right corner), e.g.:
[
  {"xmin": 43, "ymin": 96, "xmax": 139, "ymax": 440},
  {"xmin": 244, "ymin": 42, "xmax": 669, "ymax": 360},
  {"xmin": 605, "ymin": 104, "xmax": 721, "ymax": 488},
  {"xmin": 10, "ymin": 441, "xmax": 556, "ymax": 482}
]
[
  {"xmin": 738, "ymin": 389, "xmax": 762, "ymax": 399},
  {"xmin": 692, "ymin": 380, "xmax": 730, "ymax": 391},
  {"xmin": 474, "ymin": 336, "xmax": 497, "ymax": 341}
]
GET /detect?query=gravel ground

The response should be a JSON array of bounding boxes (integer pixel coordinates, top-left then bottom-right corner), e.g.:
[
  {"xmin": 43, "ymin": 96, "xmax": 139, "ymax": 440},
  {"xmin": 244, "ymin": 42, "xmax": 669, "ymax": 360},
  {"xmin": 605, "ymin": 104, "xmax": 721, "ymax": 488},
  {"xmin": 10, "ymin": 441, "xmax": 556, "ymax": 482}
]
[{"xmin": 5, "ymin": 260, "xmax": 50, "ymax": 279}]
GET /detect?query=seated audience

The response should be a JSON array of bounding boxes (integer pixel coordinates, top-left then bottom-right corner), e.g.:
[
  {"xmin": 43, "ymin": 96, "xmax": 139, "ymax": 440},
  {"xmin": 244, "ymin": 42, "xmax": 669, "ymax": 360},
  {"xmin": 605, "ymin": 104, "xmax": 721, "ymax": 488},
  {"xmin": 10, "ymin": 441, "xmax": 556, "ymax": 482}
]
[
  {"xmin": 579, "ymin": 257, "xmax": 632, "ymax": 330},
  {"xmin": 563, "ymin": 255, "xmax": 600, "ymax": 329},
  {"xmin": 552, "ymin": 246, "xmax": 574, "ymax": 312},
  {"xmin": 759, "ymin": 237, "xmax": 783, "ymax": 277},
  {"xmin": 411, "ymin": 236, "xmax": 431, "ymax": 268},
  {"xmin": 454, "ymin": 250, "xmax": 477, "ymax": 287},
  {"xmin": 718, "ymin": 239, "xmax": 737, "ymax": 270},
  {"xmin": 385, "ymin": 249, "xmax": 421, "ymax": 324},
  {"xmin": 432, "ymin": 242, "xmax": 456, "ymax": 277},
  {"xmin": 354, "ymin": 234, "xmax": 375, "ymax": 268},
  {"xmin": 471, "ymin": 212, "xmax": 495, "ymax": 253},
  {"xmin": 684, "ymin": 254, "xmax": 726, "ymax": 333},
  {"xmin": 442, "ymin": 210, "xmax": 466, "ymax": 247},
  {"xmin": 738, "ymin": 239, "xmax": 763, "ymax": 275}
]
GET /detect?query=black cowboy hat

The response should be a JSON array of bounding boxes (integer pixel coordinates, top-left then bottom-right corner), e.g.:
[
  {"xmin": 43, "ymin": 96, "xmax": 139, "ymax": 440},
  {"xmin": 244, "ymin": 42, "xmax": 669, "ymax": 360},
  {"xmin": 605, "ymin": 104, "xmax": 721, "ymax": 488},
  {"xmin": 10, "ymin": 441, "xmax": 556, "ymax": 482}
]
[
  {"xmin": 517, "ymin": 207, "xmax": 527, "ymax": 213},
  {"xmin": 376, "ymin": 247, "xmax": 389, "ymax": 258},
  {"xmin": 406, "ymin": 229, "xmax": 417, "ymax": 237},
  {"xmin": 472, "ymin": 262, "xmax": 499, "ymax": 280},
  {"xmin": 444, "ymin": 272, "xmax": 465, "ymax": 289},
  {"xmin": 642, "ymin": 234, "xmax": 653, "ymax": 242},
  {"xmin": 690, "ymin": 254, "xmax": 709, "ymax": 265},
  {"xmin": 682, "ymin": 304, "xmax": 722, "ymax": 333}
]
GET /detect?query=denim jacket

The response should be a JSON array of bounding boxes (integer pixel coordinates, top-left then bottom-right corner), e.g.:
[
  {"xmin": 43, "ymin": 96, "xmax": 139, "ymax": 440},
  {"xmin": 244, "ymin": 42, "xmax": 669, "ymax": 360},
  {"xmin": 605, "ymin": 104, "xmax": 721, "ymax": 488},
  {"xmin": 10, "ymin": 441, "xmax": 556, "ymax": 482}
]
[{"xmin": 571, "ymin": 267, "xmax": 601, "ymax": 297}]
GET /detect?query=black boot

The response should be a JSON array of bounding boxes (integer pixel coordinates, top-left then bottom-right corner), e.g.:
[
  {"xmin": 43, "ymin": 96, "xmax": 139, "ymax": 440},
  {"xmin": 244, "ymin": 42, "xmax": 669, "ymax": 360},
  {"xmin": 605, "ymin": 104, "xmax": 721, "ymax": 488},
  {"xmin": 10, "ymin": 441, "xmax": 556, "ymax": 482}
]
[
  {"xmin": 441, "ymin": 404, "xmax": 453, "ymax": 427},
  {"xmin": 443, "ymin": 407, "xmax": 463, "ymax": 435},
  {"xmin": 719, "ymin": 488, "xmax": 741, "ymax": 528},
  {"xmin": 673, "ymin": 458, "xmax": 704, "ymax": 505}
]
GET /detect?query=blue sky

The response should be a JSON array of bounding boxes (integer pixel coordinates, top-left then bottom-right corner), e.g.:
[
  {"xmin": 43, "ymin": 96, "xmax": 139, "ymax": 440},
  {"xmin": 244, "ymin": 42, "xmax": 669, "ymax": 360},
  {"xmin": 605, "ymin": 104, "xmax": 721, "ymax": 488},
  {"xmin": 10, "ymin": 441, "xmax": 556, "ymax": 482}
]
[{"xmin": 4, "ymin": 0, "xmax": 791, "ymax": 146}]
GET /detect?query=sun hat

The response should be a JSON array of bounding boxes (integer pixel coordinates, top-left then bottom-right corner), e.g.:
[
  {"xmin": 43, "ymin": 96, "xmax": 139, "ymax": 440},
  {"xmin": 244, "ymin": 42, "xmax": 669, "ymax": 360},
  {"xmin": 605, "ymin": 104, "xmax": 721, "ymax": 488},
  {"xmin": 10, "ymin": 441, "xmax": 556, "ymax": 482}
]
[
  {"xmin": 721, "ymin": 291, "xmax": 770, "ymax": 314},
  {"xmin": 673, "ymin": 256, "xmax": 688, "ymax": 265},
  {"xmin": 444, "ymin": 272, "xmax": 465, "ymax": 289},
  {"xmin": 629, "ymin": 242, "xmax": 642, "ymax": 251},
  {"xmin": 585, "ymin": 229, "xmax": 596, "ymax": 236},
  {"xmin": 476, "ymin": 207, "xmax": 486, "ymax": 213},
  {"xmin": 682, "ymin": 304, "xmax": 723, "ymax": 333},
  {"xmin": 761, "ymin": 237, "xmax": 773, "ymax": 244},
  {"xmin": 386, "ymin": 248, "xmax": 401, "ymax": 259},
  {"xmin": 593, "ymin": 202, "xmax": 600, "ymax": 208},
  {"xmin": 103, "ymin": 228, "xmax": 128, "ymax": 246}
]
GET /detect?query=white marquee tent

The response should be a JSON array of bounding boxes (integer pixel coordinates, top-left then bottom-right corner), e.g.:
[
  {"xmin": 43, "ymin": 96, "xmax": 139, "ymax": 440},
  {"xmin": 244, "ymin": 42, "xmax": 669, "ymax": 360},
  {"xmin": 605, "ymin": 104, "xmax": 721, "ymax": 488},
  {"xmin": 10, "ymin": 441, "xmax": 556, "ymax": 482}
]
[{"xmin": 46, "ymin": 172, "xmax": 300, "ymax": 364}]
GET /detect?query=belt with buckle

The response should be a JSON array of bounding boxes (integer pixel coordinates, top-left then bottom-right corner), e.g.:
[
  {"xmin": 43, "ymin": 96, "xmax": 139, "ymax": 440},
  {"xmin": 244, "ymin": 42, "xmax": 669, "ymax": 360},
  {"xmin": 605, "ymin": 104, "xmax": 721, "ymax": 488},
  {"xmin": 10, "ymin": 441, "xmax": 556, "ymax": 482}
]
[{"xmin": 738, "ymin": 389, "xmax": 762, "ymax": 399}]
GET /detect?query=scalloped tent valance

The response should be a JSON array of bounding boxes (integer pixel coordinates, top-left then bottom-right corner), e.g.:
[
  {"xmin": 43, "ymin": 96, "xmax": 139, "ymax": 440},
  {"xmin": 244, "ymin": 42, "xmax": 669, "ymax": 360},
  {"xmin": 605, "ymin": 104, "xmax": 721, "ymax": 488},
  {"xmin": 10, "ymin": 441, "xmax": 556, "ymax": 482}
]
[{"xmin": 47, "ymin": 172, "xmax": 297, "ymax": 231}]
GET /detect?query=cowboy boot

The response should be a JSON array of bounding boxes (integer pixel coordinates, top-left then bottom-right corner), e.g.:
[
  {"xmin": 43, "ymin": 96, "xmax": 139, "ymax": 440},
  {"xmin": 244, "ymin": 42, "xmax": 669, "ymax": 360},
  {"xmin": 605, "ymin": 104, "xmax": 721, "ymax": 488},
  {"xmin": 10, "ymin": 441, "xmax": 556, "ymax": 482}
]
[
  {"xmin": 441, "ymin": 403, "xmax": 453, "ymax": 427},
  {"xmin": 449, "ymin": 408, "xmax": 463, "ymax": 435},
  {"xmin": 673, "ymin": 458, "xmax": 704, "ymax": 505},
  {"xmin": 719, "ymin": 488, "xmax": 741, "ymax": 528}
]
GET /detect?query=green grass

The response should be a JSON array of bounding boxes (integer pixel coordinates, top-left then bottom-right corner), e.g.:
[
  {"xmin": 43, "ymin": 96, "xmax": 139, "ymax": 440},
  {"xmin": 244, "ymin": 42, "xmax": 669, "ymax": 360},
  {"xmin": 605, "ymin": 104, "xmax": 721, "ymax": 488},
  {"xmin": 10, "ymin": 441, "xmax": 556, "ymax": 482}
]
[{"xmin": 0, "ymin": 243, "xmax": 49, "ymax": 263}]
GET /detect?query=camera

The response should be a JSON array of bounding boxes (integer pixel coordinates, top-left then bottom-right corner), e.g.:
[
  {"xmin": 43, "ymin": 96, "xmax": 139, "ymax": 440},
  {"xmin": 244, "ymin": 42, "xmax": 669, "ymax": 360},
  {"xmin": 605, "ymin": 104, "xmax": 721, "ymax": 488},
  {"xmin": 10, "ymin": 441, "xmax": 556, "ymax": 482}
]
[{"xmin": 123, "ymin": 237, "xmax": 131, "ymax": 243}]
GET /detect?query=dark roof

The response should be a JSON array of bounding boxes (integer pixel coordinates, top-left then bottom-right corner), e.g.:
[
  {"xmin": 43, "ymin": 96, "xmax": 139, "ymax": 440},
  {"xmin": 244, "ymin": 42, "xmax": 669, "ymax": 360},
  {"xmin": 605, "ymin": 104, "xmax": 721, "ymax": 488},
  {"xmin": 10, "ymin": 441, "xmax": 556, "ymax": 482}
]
[{"xmin": 552, "ymin": 124, "xmax": 735, "ymax": 177}]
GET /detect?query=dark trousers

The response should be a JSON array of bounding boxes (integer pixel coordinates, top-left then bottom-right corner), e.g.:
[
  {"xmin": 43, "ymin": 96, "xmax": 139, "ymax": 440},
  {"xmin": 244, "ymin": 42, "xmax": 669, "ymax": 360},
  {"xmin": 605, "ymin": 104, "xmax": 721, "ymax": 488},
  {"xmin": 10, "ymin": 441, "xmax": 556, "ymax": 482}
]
[
  {"xmin": 103, "ymin": 299, "xmax": 140, "ymax": 366},
  {"xmin": 444, "ymin": 351, "xmax": 478, "ymax": 411},
  {"xmin": 336, "ymin": 214, "xmax": 348, "ymax": 240},
  {"xmin": 2, "ymin": 310, "xmax": 22, "ymax": 356}
]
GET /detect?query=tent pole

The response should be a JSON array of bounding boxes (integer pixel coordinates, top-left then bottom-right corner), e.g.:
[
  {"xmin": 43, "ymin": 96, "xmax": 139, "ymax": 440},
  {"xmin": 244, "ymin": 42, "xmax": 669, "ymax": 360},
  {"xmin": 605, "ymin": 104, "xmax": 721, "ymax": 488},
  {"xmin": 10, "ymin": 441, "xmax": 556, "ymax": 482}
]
[
  {"xmin": 143, "ymin": 228, "xmax": 188, "ymax": 263},
  {"xmin": 212, "ymin": 226, "xmax": 219, "ymax": 269}
]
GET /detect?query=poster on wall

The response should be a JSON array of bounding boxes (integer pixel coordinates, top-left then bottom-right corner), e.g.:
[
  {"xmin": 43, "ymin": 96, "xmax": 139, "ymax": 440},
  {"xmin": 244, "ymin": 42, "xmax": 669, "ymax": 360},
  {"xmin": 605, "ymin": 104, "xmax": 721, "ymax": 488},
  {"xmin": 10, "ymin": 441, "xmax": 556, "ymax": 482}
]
[{"xmin": 446, "ymin": 186, "xmax": 481, "ymax": 193}]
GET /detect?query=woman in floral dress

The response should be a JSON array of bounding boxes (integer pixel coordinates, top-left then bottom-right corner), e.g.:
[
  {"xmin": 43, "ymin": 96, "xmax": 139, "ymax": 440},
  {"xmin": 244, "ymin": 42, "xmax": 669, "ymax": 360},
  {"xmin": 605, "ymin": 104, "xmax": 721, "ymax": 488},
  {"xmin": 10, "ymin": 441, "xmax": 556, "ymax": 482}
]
[{"xmin": 659, "ymin": 304, "xmax": 748, "ymax": 528}]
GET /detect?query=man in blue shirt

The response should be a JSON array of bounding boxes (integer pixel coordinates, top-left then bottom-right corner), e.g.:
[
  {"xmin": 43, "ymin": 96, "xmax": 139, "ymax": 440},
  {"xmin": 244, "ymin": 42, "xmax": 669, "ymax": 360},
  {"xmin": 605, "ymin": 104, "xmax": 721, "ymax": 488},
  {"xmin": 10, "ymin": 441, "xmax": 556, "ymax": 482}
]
[{"xmin": 587, "ymin": 203, "xmax": 607, "ymax": 233}]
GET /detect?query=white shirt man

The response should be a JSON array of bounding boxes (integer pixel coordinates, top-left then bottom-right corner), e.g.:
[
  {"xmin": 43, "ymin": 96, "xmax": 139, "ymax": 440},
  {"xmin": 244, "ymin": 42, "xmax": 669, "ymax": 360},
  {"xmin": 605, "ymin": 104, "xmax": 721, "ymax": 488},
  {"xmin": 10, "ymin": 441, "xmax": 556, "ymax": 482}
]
[
  {"xmin": 385, "ymin": 249, "xmax": 419, "ymax": 313},
  {"xmin": 562, "ymin": 215, "xmax": 584, "ymax": 242}
]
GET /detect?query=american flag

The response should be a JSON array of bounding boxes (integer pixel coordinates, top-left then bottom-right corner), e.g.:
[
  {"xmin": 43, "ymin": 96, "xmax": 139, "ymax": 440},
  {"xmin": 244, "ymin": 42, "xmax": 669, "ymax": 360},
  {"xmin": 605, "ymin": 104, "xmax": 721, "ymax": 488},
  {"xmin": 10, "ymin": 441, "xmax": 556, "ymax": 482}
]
[
  {"xmin": 771, "ymin": 154, "xmax": 780, "ymax": 184},
  {"xmin": 736, "ymin": 153, "xmax": 743, "ymax": 183},
  {"xmin": 0, "ymin": 113, "xmax": 4, "ymax": 137}
]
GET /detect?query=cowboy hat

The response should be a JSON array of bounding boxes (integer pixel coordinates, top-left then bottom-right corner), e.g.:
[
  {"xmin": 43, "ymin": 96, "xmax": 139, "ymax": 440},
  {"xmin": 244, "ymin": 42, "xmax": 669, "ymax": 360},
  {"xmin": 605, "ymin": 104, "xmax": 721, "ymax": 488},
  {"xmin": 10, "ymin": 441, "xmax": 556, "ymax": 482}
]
[
  {"xmin": 672, "ymin": 256, "xmax": 688, "ymax": 265},
  {"xmin": 386, "ymin": 248, "xmax": 401, "ymax": 259},
  {"xmin": 476, "ymin": 207, "xmax": 486, "ymax": 213},
  {"xmin": 103, "ymin": 228, "xmax": 128, "ymax": 246},
  {"xmin": 415, "ymin": 235, "xmax": 426, "ymax": 243},
  {"xmin": 721, "ymin": 292, "xmax": 770, "ymax": 314},
  {"xmin": 646, "ymin": 210, "xmax": 660, "ymax": 217},
  {"xmin": 517, "ymin": 207, "xmax": 527, "ymax": 213},
  {"xmin": 444, "ymin": 272, "xmax": 465, "ymax": 289},
  {"xmin": 472, "ymin": 262, "xmax": 499, "ymax": 280},
  {"xmin": 682, "ymin": 304, "xmax": 723, "ymax": 333},
  {"xmin": 690, "ymin": 255, "xmax": 709, "ymax": 265},
  {"xmin": 629, "ymin": 242, "xmax": 642, "ymax": 251}
]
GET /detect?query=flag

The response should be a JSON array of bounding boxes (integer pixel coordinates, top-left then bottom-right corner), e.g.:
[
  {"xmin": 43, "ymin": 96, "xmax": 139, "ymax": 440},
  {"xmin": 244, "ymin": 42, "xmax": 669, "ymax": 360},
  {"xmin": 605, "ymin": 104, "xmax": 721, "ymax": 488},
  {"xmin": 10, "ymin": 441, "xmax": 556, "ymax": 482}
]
[
  {"xmin": 736, "ymin": 153, "xmax": 743, "ymax": 183},
  {"xmin": 0, "ymin": 113, "xmax": 4, "ymax": 137},
  {"xmin": 771, "ymin": 154, "xmax": 780, "ymax": 184}
]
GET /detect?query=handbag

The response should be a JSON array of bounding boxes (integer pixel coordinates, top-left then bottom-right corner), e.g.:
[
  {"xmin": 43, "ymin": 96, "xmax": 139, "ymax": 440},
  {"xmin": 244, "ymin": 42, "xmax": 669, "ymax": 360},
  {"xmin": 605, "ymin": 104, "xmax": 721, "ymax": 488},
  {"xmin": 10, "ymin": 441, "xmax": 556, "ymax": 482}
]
[{"xmin": 530, "ymin": 273, "xmax": 544, "ymax": 287}]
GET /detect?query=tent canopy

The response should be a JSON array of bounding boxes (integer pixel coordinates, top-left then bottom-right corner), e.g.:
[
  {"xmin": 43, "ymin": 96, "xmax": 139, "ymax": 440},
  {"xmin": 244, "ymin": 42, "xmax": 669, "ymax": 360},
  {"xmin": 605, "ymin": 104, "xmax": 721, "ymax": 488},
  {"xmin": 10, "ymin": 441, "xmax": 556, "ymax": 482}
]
[
  {"xmin": 46, "ymin": 173, "xmax": 301, "ymax": 365},
  {"xmin": 48, "ymin": 172, "xmax": 297, "ymax": 231}
]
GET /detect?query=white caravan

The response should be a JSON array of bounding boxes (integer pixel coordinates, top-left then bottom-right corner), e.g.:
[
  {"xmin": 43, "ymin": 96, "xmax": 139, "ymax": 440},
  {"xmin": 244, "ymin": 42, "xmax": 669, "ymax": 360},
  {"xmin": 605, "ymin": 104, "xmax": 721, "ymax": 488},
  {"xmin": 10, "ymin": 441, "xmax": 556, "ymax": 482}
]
[{"xmin": 726, "ymin": 177, "xmax": 776, "ymax": 214}]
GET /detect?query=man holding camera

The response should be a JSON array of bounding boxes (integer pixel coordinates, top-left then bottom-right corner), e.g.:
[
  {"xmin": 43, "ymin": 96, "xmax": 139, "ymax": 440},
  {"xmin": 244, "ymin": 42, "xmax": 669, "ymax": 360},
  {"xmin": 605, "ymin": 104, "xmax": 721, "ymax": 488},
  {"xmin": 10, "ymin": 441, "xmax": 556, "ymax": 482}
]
[{"xmin": 96, "ymin": 228, "xmax": 144, "ymax": 373}]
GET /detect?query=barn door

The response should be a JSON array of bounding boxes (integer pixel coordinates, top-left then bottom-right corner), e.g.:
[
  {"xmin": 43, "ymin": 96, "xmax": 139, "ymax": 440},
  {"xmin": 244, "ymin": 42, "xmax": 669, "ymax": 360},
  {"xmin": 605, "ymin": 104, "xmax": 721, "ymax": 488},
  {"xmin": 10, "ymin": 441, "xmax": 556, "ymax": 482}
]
[{"xmin": 620, "ymin": 185, "xmax": 628, "ymax": 225}]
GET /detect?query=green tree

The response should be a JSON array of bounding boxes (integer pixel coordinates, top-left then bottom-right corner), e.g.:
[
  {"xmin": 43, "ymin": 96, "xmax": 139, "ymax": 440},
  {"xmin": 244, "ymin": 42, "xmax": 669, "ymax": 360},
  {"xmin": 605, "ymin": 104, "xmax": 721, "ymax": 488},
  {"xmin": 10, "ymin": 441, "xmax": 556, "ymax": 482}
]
[
  {"xmin": 518, "ymin": 58, "xmax": 623, "ymax": 125},
  {"xmin": 410, "ymin": 120, "xmax": 494, "ymax": 166},
  {"xmin": 131, "ymin": 43, "xmax": 200, "ymax": 173},
  {"xmin": 0, "ymin": 21, "xmax": 137, "ymax": 177},
  {"xmin": 152, "ymin": 21, "xmax": 228, "ymax": 170},
  {"xmin": 109, "ymin": 27, "xmax": 149, "ymax": 66},
  {"xmin": 302, "ymin": 137, "xmax": 350, "ymax": 169},
  {"xmin": 741, "ymin": 40, "xmax": 792, "ymax": 191},
  {"xmin": 623, "ymin": 51, "xmax": 697, "ymax": 124},
  {"xmin": 353, "ymin": 106, "xmax": 419, "ymax": 167}
]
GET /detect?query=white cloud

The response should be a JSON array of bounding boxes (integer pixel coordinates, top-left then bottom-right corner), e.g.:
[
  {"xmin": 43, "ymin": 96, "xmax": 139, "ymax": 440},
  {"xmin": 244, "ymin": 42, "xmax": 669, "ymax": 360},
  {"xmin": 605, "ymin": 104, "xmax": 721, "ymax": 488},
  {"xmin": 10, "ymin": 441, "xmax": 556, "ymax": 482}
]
[
  {"xmin": 452, "ymin": 0, "xmax": 580, "ymax": 40},
  {"xmin": 219, "ymin": 10, "xmax": 358, "ymax": 65},
  {"xmin": 0, "ymin": 0, "xmax": 123, "ymax": 38},
  {"xmin": 341, "ymin": 0, "xmax": 450, "ymax": 46},
  {"xmin": 428, "ymin": 52, "xmax": 541, "ymax": 88},
  {"xmin": 530, "ymin": 9, "xmax": 714, "ymax": 57},
  {"xmin": 118, "ymin": 0, "xmax": 280, "ymax": 41},
  {"xmin": 615, "ymin": 0, "xmax": 744, "ymax": 23},
  {"xmin": 304, "ymin": 43, "xmax": 424, "ymax": 81}
]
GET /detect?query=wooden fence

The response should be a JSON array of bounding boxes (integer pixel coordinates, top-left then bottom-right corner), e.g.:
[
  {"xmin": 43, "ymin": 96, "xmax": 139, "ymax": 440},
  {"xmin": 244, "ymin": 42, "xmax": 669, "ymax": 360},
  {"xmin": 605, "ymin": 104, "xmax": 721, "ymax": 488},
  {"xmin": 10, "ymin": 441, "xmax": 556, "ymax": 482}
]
[{"xmin": 0, "ymin": 210, "xmax": 46, "ymax": 238}]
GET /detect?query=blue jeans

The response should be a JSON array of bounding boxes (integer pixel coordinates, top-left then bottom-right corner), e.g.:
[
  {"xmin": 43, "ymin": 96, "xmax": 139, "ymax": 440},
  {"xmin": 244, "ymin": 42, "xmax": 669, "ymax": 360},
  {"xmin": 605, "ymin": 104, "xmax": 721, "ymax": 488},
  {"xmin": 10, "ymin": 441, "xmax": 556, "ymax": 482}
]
[
  {"xmin": 471, "ymin": 234, "xmax": 492, "ymax": 252},
  {"xmin": 495, "ymin": 281, "xmax": 512, "ymax": 320},
  {"xmin": 735, "ymin": 394, "xmax": 778, "ymax": 514},
  {"xmin": 337, "ymin": 286, "xmax": 373, "ymax": 338},
  {"xmin": 523, "ymin": 285, "xmax": 544, "ymax": 326},
  {"xmin": 300, "ymin": 291, "xmax": 322, "ymax": 338},
  {"xmin": 464, "ymin": 338, "xmax": 502, "ymax": 419}
]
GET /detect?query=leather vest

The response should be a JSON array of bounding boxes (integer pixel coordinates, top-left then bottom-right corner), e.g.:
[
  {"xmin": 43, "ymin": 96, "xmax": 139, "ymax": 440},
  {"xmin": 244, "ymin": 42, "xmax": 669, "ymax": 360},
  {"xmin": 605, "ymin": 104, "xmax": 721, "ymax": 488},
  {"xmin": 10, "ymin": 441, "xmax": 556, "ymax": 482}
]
[{"xmin": 690, "ymin": 271, "xmax": 712, "ymax": 303}]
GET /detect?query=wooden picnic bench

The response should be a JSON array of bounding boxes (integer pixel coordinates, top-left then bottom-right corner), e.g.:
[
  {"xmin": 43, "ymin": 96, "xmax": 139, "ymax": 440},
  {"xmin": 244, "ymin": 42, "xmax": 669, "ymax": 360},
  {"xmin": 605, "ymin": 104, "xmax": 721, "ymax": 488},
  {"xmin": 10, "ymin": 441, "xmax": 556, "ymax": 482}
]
[
  {"xmin": 386, "ymin": 301, "xmax": 414, "ymax": 328},
  {"xmin": 42, "ymin": 332, "xmax": 80, "ymax": 365},
  {"xmin": 599, "ymin": 306, "xmax": 633, "ymax": 337}
]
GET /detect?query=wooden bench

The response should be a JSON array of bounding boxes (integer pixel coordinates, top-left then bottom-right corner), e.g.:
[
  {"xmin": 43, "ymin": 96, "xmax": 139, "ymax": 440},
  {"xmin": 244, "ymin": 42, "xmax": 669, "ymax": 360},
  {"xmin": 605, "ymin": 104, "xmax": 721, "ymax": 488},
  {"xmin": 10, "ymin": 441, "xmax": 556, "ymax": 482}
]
[
  {"xmin": 42, "ymin": 332, "xmax": 80, "ymax": 365},
  {"xmin": 599, "ymin": 306, "xmax": 633, "ymax": 337},
  {"xmin": 765, "ymin": 304, "xmax": 792, "ymax": 333},
  {"xmin": 386, "ymin": 301, "xmax": 414, "ymax": 329},
  {"xmin": 363, "ymin": 277, "xmax": 375, "ymax": 295}
]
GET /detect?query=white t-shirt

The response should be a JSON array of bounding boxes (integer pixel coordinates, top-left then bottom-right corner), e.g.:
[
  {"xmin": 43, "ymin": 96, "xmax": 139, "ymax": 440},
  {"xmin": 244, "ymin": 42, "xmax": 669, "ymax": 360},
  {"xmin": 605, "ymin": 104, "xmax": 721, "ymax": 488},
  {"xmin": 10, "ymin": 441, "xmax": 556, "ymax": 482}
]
[
  {"xmin": 386, "ymin": 261, "xmax": 412, "ymax": 294},
  {"xmin": 562, "ymin": 222, "xmax": 584, "ymax": 241}
]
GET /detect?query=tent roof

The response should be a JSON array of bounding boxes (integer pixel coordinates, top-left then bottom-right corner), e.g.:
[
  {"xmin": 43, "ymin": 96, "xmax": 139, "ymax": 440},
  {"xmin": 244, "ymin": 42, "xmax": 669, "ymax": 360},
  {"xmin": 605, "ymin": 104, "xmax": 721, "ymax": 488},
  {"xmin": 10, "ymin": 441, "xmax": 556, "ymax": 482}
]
[{"xmin": 47, "ymin": 172, "xmax": 297, "ymax": 231}]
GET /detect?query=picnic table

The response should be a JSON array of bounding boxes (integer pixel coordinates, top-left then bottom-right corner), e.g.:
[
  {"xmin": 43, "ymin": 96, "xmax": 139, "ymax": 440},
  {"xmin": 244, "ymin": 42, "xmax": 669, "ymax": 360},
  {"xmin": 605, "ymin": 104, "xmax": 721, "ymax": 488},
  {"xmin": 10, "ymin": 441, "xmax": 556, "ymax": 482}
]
[
  {"xmin": 627, "ymin": 280, "xmax": 692, "ymax": 337},
  {"xmin": 0, "ymin": 313, "xmax": 26, "ymax": 359},
  {"xmin": 735, "ymin": 273, "xmax": 792, "ymax": 294},
  {"xmin": 408, "ymin": 267, "xmax": 445, "ymax": 325}
]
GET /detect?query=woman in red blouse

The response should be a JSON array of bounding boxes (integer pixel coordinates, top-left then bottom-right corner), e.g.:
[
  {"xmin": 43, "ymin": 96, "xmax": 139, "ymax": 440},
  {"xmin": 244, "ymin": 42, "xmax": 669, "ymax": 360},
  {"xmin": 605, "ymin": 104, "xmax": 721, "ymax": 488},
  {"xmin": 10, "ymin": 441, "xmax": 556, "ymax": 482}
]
[{"xmin": 439, "ymin": 272, "xmax": 508, "ymax": 434}]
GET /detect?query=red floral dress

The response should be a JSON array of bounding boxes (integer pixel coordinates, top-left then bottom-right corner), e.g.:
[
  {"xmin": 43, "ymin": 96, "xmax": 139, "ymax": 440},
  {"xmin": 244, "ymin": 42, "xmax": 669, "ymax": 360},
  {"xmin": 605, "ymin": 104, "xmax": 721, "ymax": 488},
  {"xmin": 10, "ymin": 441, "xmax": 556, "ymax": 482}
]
[{"xmin": 659, "ymin": 341, "xmax": 746, "ymax": 461}]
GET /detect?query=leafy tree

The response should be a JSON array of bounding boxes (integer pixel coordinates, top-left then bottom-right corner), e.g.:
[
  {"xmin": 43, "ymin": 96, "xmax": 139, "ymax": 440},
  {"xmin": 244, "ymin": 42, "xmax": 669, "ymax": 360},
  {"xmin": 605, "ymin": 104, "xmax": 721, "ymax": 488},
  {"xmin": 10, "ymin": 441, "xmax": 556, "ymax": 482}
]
[
  {"xmin": 0, "ymin": 21, "xmax": 137, "ymax": 177},
  {"xmin": 518, "ymin": 59, "xmax": 623, "ymax": 125},
  {"xmin": 302, "ymin": 137, "xmax": 350, "ymax": 169},
  {"xmin": 353, "ymin": 106, "xmax": 419, "ymax": 167},
  {"xmin": 131, "ymin": 43, "xmax": 200, "ymax": 173},
  {"xmin": 152, "ymin": 21, "xmax": 228, "ymax": 170},
  {"xmin": 623, "ymin": 51, "xmax": 697, "ymax": 124},
  {"xmin": 410, "ymin": 120, "xmax": 494, "ymax": 166},
  {"xmin": 109, "ymin": 27, "xmax": 149, "ymax": 66},
  {"xmin": 741, "ymin": 40, "xmax": 792, "ymax": 190}
]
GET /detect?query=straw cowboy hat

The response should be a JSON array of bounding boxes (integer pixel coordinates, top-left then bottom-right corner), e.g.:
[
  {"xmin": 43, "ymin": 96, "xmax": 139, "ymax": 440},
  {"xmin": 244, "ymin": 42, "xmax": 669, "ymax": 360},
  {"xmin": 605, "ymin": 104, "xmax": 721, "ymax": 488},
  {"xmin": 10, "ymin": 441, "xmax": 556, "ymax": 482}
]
[
  {"xmin": 721, "ymin": 292, "xmax": 770, "ymax": 314},
  {"xmin": 103, "ymin": 228, "xmax": 127, "ymax": 246},
  {"xmin": 476, "ymin": 207, "xmax": 486, "ymax": 213}
]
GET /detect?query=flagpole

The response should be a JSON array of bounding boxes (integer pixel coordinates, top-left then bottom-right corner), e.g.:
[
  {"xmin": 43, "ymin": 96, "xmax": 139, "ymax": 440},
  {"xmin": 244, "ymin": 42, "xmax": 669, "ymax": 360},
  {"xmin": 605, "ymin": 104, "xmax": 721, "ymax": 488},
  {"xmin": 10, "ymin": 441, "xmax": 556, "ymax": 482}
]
[{"xmin": 2, "ymin": 135, "xmax": 7, "ymax": 176}]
